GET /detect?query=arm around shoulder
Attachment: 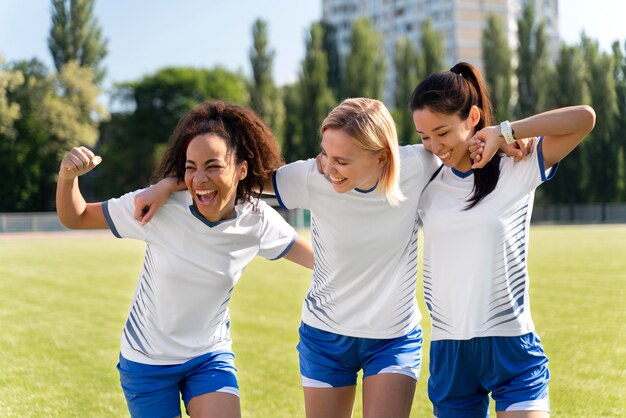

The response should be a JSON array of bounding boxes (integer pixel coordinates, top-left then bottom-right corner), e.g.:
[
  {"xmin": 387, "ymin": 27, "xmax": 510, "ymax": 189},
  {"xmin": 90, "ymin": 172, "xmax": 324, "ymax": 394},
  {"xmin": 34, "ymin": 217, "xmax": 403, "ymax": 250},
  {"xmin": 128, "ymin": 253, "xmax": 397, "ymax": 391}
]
[
  {"xmin": 283, "ymin": 235, "xmax": 314, "ymax": 270},
  {"xmin": 512, "ymin": 105, "xmax": 596, "ymax": 168}
]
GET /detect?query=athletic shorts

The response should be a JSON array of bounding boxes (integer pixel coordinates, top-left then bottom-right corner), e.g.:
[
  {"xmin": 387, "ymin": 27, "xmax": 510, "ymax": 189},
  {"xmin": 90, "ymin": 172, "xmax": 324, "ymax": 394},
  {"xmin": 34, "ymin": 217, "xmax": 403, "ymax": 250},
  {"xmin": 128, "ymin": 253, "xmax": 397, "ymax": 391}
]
[
  {"xmin": 297, "ymin": 322, "xmax": 423, "ymax": 388},
  {"xmin": 117, "ymin": 350, "xmax": 239, "ymax": 418},
  {"xmin": 429, "ymin": 332, "xmax": 550, "ymax": 418}
]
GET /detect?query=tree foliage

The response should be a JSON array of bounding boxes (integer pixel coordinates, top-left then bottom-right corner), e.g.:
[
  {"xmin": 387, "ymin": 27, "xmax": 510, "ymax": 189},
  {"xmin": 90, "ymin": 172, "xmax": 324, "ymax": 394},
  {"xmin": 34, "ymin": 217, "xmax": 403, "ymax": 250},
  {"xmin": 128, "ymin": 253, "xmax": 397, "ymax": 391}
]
[
  {"xmin": 321, "ymin": 22, "xmax": 343, "ymax": 100},
  {"xmin": 482, "ymin": 13, "xmax": 513, "ymax": 121},
  {"xmin": 581, "ymin": 35, "xmax": 619, "ymax": 208},
  {"xmin": 0, "ymin": 55, "xmax": 25, "ymax": 140},
  {"xmin": 345, "ymin": 18, "xmax": 386, "ymax": 99},
  {"xmin": 41, "ymin": 60, "xmax": 108, "ymax": 149},
  {"xmin": 0, "ymin": 59, "xmax": 106, "ymax": 211},
  {"xmin": 249, "ymin": 19, "xmax": 285, "ymax": 144},
  {"xmin": 48, "ymin": 0, "xmax": 108, "ymax": 84},
  {"xmin": 281, "ymin": 82, "xmax": 304, "ymax": 162},
  {"xmin": 419, "ymin": 18, "xmax": 445, "ymax": 78},
  {"xmin": 97, "ymin": 66, "xmax": 249, "ymax": 197},
  {"xmin": 541, "ymin": 45, "xmax": 590, "ymax": 207},
  {"xmin": 393, "ymin": 37, "xmax": 419, "ymax": 145},
  {"xmin": 296, "ymin": 23, "xmax": 335, "ymax": 160},
  {"xmin": 515, "ymin": 2, "xmax": 548, "ymax": 118},
  {"xmin": 612, "ymin": 40, "xmax": 626, "ymax": 201}
]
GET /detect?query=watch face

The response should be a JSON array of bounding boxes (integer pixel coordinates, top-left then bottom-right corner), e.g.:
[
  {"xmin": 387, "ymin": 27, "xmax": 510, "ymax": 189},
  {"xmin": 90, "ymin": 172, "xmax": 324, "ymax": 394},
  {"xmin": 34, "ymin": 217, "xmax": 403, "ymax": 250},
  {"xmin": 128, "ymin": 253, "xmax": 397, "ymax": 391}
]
[{"xmin": 500, "ymin": 121, "xmax": 515, "ymax": 144}]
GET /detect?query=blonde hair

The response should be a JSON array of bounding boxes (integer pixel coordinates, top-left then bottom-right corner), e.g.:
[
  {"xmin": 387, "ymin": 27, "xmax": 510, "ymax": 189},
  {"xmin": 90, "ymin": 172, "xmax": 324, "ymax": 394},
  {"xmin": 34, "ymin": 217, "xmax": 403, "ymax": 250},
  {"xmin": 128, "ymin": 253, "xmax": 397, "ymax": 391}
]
[{"xmin": 321, "ymin": 98, "xmax": 404, "ymax": 206}]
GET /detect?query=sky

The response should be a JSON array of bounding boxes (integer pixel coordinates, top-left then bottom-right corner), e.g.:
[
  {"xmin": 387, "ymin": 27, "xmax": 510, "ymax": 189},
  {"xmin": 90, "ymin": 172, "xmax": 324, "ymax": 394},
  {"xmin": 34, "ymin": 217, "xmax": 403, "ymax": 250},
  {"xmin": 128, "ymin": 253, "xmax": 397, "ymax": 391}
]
[{"xmin": 1, "ymin": 0, "xmax": 625, "ymax": 108}]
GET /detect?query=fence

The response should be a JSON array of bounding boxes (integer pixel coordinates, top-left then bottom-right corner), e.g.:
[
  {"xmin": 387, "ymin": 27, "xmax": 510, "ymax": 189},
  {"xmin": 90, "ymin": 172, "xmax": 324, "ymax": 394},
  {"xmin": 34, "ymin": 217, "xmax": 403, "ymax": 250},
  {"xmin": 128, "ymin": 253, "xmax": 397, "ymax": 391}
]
[
  {"xmin": 1, "ymin": 203, "xmax": 625, "ymax": 233},
  {"xmin": 0, "ymin": 199, "xmax": 311, "ymax": 233}
]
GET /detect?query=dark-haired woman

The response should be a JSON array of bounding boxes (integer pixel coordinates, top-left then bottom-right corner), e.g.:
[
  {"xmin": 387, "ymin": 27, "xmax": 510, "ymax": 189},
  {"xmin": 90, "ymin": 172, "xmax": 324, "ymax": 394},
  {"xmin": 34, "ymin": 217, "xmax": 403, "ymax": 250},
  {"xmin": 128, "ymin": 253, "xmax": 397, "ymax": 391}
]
[
  {"xmin": 410, "ymin": 62, "xmax": 595, "ymax": 418},
  {"xmin": 56, "ymin": 101, "xmax": 313, "ymax": 418}
]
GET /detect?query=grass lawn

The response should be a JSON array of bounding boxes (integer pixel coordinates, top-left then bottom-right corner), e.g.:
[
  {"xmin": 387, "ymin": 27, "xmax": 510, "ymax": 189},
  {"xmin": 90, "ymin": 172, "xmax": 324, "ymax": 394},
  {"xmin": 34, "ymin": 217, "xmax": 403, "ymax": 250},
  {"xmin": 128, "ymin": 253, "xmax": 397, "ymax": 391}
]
[{"xmin": 0, "ymin": 225, "xmax": 624, "ymax": 417}]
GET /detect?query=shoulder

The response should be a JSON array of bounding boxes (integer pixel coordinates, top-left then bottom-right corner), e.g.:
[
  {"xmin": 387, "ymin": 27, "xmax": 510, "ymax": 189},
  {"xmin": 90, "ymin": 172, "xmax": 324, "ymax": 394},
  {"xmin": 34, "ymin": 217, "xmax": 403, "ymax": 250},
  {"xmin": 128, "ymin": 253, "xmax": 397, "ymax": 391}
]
[
  {"xmin": 278, "ymin": 159, "xmax": 317, "ymax": 174},
  {"xmin": 399, "ymin": 144, "xmax": 441, "ymax": 184},
  {"xmin": 400, "ymin": 144, "xmax": 440, "ymax": 168}
]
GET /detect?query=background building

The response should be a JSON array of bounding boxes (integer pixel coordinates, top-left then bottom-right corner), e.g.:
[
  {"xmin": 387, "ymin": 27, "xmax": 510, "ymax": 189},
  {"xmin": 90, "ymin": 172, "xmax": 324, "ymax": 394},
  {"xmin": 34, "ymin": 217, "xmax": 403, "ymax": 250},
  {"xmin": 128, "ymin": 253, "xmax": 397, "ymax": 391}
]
[{"xmin": 322, "ymin": 0, "xmax": 559, "ymax": 104}]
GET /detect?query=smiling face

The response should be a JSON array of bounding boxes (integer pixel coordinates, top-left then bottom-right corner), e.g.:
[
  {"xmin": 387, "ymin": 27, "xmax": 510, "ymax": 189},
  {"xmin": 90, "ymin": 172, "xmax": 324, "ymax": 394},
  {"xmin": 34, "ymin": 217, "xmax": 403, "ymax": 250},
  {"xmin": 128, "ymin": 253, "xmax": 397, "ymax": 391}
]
[
  {"xmin": 412, "ymin": 106, "xmax": 480, "ymax": 172},
  {"xmin": 320, "ymin": 128, "xmax": 386, "ymax": 194},
  {"xmin": 184, "ymin": 134, "xmax": 247, "ymax": 222}
]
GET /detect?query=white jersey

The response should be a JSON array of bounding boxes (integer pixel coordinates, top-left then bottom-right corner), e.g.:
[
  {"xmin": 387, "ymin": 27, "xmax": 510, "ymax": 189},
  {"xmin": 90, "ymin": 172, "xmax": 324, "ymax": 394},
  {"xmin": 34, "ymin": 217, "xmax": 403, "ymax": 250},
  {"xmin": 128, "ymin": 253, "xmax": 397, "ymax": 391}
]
[
  {"xmin": 418, "ymin": 138, "xmax": 557, "ymax": 341},
  {"xmin": 273, "ymin": 145, "xmax": 440, "ymax": 339},
  {"xmin": 103, "ymin": 190, "xmax": 297, "ymax": 365}
]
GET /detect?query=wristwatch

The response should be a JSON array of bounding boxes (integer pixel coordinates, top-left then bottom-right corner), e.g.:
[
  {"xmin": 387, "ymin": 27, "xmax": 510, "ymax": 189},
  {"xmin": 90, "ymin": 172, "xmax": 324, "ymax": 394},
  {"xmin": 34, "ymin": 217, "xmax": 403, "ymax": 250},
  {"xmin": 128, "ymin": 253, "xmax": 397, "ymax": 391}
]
[{"xmin": 499, "ymin": 120, "xmax": 516, "ymax": 144}]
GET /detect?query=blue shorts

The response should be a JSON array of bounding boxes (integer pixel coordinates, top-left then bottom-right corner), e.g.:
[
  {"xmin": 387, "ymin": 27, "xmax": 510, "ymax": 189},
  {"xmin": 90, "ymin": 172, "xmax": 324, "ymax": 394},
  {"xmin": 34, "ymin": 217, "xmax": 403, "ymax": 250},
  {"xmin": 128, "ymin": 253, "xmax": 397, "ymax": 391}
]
[
  {"xmin": 429, "ymin": 332, "xmax": 550, "ymax": 418},
  {"xmin": 117, "ymin": 350, "xmax": 239, "ymax": 418},
  {"xmin": 297, "ymin": 322, "xmax": 423, "ymax": 388}
]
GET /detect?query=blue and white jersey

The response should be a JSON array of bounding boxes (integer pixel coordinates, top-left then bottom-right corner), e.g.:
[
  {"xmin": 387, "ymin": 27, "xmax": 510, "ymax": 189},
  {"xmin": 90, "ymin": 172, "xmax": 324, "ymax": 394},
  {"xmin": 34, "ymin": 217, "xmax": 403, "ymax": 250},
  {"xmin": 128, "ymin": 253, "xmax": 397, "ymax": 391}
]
[
  {"xmin": 418, "ymin": 138, "xmax": 558, "ymax": 341},
  {"xmin": 103, "ymin": 190, "xmax": 297, "ymax": 365},
  {"xmin": 273, "ymin": 145, "xmax": 440, "ymax": 339}
]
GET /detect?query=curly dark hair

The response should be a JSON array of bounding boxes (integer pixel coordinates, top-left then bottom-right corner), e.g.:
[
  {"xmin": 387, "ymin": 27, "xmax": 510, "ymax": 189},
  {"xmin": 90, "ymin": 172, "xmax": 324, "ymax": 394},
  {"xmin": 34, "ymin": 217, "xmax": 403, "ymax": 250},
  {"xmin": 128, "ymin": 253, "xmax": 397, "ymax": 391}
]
[{"xmin": 155, "ymin": 101, "xmax": 283, "ymax": 204}]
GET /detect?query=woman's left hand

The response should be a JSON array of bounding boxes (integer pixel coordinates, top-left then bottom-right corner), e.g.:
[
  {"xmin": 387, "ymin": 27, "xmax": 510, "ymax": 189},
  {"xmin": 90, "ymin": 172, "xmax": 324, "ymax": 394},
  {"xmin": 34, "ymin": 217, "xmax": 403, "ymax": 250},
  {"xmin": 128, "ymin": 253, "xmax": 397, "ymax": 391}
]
[{"xmin": 469, "ymin": 128, "xmax": 536, "ymax": 168}]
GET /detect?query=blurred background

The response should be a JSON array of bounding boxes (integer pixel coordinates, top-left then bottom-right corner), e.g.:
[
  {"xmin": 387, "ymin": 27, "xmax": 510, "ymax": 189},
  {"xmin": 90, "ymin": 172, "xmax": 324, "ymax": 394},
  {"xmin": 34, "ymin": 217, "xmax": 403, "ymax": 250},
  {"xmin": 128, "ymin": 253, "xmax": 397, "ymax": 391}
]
[{"xmin": 1, "ymin": 0, "xmax": 626, "ymax": 228}]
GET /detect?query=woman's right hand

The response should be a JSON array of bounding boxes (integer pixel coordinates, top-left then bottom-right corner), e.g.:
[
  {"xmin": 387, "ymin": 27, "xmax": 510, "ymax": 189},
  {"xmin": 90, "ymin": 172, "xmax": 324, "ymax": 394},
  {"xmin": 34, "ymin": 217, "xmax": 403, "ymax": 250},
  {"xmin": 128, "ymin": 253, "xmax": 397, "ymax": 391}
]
[
  {"xmin": 59, "ymin": 146, "xmax": 102, "ymax": 180},
  {"xmin": 133, "ymin": 177, "xmax": 182, "ymax": 224}
]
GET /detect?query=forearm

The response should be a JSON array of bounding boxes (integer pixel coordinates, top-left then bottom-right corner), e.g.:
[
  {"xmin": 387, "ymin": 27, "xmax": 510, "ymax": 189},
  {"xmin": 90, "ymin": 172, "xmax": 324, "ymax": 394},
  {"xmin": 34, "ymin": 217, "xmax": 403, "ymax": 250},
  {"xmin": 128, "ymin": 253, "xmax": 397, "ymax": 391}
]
[
  {"xmin": 510, "ymin": 106, "xmax": 595, "ymax": 167},
  {"xmin": 509, "ymin": 106, "xmax": 595, "ymax": 140},
  {"xmin": 283, "ymin": 236, "xmax": 314, "ymax": 269}
]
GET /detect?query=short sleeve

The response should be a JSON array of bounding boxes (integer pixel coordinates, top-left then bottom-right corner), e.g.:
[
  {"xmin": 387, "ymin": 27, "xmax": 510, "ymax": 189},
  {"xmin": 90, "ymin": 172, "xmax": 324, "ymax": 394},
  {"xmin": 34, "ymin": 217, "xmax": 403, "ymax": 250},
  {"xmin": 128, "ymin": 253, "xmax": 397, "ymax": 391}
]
[
  {"xmin": 257, "ymin": 202, "xmax": 297, "ymax": 260},
  {"xmin": 102, "ymin": 189, "xmax": 148, "ymax": 241},
  {"xmin": 272, "ymin": 159, "xmax": 314, "ymax": 210},
  {"xmin": 507, "ymin": 136, "xmax": 559, "ymax": 192}
]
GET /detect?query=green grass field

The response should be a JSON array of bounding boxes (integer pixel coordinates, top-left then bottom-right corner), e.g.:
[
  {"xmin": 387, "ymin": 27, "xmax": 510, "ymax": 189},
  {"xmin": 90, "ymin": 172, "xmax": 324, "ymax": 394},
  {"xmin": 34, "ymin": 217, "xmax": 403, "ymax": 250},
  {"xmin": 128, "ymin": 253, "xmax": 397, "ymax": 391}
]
[{"xmin": 1, "ymin": 225, "xmax": 624, "ymax": 417}]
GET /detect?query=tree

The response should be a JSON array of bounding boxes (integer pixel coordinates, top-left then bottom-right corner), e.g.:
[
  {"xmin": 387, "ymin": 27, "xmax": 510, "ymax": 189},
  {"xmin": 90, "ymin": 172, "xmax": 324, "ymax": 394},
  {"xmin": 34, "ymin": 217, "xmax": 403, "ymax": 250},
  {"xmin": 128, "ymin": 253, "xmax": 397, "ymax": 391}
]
[
  {"xmin": 482, "ymin": 13, "xmax": 513, "ymax": 121},
  {"xmin": 48, "ymin": 0, "xmax": 108, "ymax": 84},
  {"xmin": 281, "ymin": 82, "xmax": 304, "ymax": 162},
  {"xmin": 97, "ymin": 66, "xmax": 249, "ymax": 197},
  {"xmin": 612, "ymin": 40, "xmax": 626, "ymax": 201},
  {"xmin": 419, "ymin": 18, "xmax": 445, "ymax": 78},
  {"xmin": 345, "ymin": 18, "xmax": 386, "ymax": 99},
  {"xmin": 541, "ymin": 45, "xmax": 590, "ymax": 208},
  {"xmin": 393, "ymin": 37, "xmax": 419, "ymax": 145},
  {"xmin": 581, "ymin": 34, "xmax": 618, "ymax": 212},
  {"xmin": 298, "ymin": 23, "xmax": 336, "ymax": 159},
  {"xmin": 515, "ymin": 1, "xmax": 549, "ymax": 118},
  {"xmin": 322, "ymin": 22, "xmax": 343, "ymax": 100},
  {"xmin": 249, "ymin": 19, "xmax": 285, "ymax": 144},
  {"xmin": 0, "ymin": 58, "xmax": 106, "ymax": 211},
  {"xmin": 0, "ymin": 55, "xmax": 24, "ymax": 140},
  {"xmin": 41, "ymin": 60, "xmax": 108, "ymax": 149}
]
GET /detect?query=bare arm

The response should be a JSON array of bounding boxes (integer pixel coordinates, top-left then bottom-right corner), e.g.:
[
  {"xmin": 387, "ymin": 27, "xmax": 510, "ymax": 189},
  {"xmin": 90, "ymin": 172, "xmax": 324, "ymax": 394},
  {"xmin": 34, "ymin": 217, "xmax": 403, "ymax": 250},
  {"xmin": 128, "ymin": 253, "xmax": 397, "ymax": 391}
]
[
  {"xmin": 261, "ymin": 170, "xmax": 277, "ymax": 195},
  {"xmin": 470, "ymin": 105, "xmax": 596, "ymax": 169},
  {"xmin": 56, "ymin": 147, "xmax": 108, "ymax": 229},
  {"xmin": 283, "ymin": 235, "xmax": 314, "ymax": 269}
]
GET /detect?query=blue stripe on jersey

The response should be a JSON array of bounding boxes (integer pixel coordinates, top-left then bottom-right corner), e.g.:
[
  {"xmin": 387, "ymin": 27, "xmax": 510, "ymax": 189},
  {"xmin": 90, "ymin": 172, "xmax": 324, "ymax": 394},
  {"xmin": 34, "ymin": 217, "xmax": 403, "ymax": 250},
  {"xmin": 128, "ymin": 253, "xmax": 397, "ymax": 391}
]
[
  {"xmin": 101, "ymin": 200, "xmax": 121, "ymax": 238},
  {"xmin": 269, "ymin": 232, "xmax": 297, "ymax": 260},
  {"xmin": 188, "ymin": 205, "xmax": 235, "ymax": 227},
  {"xmin": 272, "ymin": 171, "xmax": 288, "ymax": 209},
  {"xmin": 386, "ymin": 217, "xmax": 420, "ymax": 332},
  {"xmin": 206, "ymin": 287, "xmax": 233, "ymax": 331},
  {"xmin": 123, "ymin": 245, "xmax": 160, "ymax": 356},
  {"xmin": 354, "ymin": 181, "xmax": 378, "ymax": 193},
  {"xmin": 305, "ymin": 218, "xmax": 339, "ymax": 328},
  {"xmin": 537, "ymin": 136, "xmax": 559, "ymax": 181},
  {"xmin": 481, "ymin": 200, "xmax": 530, "ymax": 328}
]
